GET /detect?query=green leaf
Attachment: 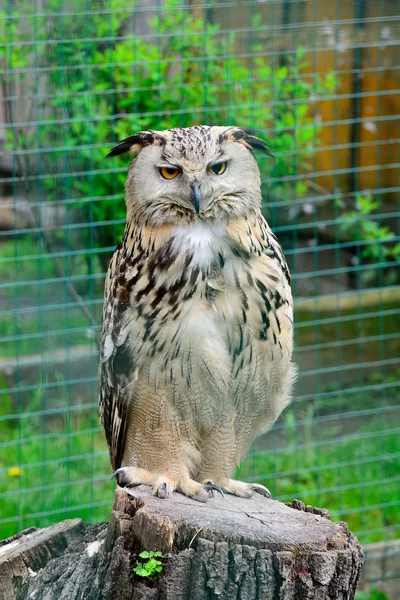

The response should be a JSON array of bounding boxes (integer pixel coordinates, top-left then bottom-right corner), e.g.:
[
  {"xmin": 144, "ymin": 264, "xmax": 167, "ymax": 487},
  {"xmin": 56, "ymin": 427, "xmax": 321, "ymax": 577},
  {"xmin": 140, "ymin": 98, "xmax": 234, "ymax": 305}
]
[
  {"xmin": 146, "ymin": 558, "xmax": 161, "ymax": 570},
  {"xmin": 133, "ymin": 565, "xmax": 150, "ymax": 577}
]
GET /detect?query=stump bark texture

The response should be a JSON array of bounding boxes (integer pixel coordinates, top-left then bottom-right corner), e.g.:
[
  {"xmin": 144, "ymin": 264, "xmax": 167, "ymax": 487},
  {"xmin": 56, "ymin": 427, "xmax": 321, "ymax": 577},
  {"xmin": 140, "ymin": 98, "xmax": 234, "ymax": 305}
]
[{"xmin": 0, "ymin": 486, "xmax": 364, "ymax": 600}]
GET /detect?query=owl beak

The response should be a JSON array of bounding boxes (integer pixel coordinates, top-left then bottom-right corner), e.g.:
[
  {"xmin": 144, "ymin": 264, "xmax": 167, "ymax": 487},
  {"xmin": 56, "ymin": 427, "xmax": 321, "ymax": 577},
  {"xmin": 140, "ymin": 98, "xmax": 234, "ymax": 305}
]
[{"xmin": 191, "ymin": 182, "xmax": 201, "ymax": 214}]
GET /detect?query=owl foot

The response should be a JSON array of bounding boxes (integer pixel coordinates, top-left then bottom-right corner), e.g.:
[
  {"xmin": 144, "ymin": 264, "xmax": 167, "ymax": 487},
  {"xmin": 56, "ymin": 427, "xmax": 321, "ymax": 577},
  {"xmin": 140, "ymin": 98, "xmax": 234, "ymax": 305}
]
[
  {"xmin": 154, "ymin": 476, "xmax": 214, "ymax": 502},
  {"xmin": 112, "ymin": 469, "xmax": 175, "ymax": 499},
  {"xmin": 219, "ymin": 478, "xmax": 272, "ymax": 499},
  {"xmin": 202, "ymin": 480, "xmax": 225, "ymax": 498},
  {"xmin": 111, "ymin": 466, "xmax": 157, "ymax": 487},
  {"xmin": 111, "ymin": 467, "xmax": 224, "ymax": 503}
]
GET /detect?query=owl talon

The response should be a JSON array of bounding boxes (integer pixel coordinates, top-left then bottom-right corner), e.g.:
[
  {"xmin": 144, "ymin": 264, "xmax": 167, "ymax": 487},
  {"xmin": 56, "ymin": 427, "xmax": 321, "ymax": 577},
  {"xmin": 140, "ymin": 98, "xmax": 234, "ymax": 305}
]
[
  {"xmin": 203, "ymin": 481, "xmax": 225, "ymax": 499},
  {"xmin": 217, "ymin": 478, "xmax": 272, "ymax": 499},
  {"xmin": 250, "ymin": 483, "xmax": 272, "ymax": 499},
  {"xmin": 111, "ymin": 466, "xmax": 128, "ymax": 481}
]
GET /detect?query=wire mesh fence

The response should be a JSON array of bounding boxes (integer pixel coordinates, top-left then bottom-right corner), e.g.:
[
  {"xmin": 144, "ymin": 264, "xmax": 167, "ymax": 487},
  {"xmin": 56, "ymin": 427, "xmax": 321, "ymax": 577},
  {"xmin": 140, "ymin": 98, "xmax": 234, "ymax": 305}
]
[{"xmin": 0, "ymin": 0, "xmax": 399, "ymax": 594}]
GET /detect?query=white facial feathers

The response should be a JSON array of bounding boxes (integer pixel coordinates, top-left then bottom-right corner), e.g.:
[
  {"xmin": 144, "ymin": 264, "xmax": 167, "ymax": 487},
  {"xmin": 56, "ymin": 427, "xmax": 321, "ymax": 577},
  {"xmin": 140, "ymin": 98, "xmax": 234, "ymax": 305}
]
[{"xmin": 121, "ymin": 126, "xmax": 268, "ymax": 224}]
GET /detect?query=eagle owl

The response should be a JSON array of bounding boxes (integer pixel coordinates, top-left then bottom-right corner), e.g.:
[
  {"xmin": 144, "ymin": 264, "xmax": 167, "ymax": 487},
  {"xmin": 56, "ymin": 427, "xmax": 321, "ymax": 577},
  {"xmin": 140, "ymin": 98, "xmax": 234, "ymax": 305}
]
[{"xmin": 99, "ymin": 126, "xmax": 296, "ymax": 502}]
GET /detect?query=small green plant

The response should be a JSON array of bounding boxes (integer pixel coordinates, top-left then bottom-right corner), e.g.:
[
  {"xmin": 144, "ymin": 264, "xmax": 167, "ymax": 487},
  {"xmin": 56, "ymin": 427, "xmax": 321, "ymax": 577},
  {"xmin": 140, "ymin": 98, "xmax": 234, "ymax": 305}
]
[{"xmin": 133, "ymin": 551, "xmax": 163, "ymax": 580}]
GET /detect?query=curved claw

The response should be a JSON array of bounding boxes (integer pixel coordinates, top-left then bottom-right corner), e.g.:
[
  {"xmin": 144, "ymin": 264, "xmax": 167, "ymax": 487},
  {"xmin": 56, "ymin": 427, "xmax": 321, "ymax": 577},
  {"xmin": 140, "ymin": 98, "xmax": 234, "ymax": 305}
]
[
  {"xmin": 250, "ymin": 483, "xmax": 272, "ymax": 499},
  {"xmin": 111, "ymin": 466, "xmax": 127, "ymax": 481},
  {"xmin": 203, "ymin": 481, "xmax": 225, "ymax": 499}
]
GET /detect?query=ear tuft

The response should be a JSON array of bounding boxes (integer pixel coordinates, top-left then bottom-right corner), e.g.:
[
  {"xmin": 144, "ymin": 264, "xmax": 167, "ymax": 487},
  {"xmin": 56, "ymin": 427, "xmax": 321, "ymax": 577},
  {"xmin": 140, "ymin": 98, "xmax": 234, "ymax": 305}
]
[
  {"xmin": 106, "ymin": 131, "xmax": 162, "ymax": 158},
  {"xmin": 223, "ymin": 127, "xmax": 274, "ymax": 158}
]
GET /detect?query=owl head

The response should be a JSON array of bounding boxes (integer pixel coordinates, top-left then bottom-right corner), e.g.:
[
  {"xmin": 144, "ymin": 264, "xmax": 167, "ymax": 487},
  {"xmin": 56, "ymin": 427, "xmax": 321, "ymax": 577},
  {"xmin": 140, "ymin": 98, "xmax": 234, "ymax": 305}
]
[{"xmin": 107, "ymin": 125, "xmax": 273, "ymax": 225}]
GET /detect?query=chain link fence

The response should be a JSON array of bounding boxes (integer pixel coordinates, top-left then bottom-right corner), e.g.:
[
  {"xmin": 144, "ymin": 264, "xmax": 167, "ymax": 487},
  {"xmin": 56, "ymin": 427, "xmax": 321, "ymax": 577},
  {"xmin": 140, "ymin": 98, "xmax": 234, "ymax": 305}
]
[{"xmin": 1, "ymin": 1, "xmax": 399, "ymax": 596}]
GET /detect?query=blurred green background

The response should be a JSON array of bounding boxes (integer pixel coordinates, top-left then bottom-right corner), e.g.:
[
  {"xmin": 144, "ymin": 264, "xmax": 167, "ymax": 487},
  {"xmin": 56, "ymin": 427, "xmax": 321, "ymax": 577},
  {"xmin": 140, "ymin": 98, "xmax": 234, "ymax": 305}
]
[{"xmin": 0, "ymin": 1, "xmax": 399, "ymax": 597}]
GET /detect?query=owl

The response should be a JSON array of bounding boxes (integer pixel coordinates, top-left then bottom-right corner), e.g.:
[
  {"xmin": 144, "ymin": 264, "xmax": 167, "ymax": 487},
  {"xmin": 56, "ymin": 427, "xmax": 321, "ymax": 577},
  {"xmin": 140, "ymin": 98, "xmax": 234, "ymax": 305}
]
[{"xmin": 99, "ymin": 125, "xmax": 296, "ymax": 502}]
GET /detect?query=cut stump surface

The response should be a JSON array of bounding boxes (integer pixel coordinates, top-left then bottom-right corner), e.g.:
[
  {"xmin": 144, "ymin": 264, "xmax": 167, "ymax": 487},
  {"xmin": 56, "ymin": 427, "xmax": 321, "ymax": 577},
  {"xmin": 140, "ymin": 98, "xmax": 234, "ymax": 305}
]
[{"xmin": 0, "ymin": 486, "xmax": 364, "ymax": 599}]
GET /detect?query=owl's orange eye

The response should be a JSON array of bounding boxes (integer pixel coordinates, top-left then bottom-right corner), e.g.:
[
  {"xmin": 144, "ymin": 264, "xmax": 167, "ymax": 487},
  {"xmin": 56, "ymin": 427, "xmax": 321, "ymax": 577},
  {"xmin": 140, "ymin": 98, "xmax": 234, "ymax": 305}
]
[
  {"xmin": 159, "ymin": 166, "xmax": 180, "ymax": 179},
  {"xmin": 209, "ymin": 161, "xmax": 227, "ymax": 175}
]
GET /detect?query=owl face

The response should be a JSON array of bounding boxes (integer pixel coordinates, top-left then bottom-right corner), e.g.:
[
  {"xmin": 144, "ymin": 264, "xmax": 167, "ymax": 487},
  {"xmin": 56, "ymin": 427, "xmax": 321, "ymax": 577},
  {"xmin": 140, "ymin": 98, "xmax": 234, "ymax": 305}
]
[{"xmin": 107, "ymin": 126, "xmax": 273, "ymax": 225}]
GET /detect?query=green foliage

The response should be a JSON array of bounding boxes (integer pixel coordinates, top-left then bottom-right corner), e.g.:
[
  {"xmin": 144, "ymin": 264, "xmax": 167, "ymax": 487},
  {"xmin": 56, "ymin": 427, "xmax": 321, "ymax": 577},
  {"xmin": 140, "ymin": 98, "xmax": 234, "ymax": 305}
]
[
  {"xmin": 339, "ymin": 192, "xmax": 400, "ymax": 262},
  {"xmin": 356, "ymin": 588, "xmax": 392, "ymax": 600},
  {"xmin": 337, "ymin": 191, "xmax": 400, "ymax": 285},
  {"xmin": 133, "ymin": 551, "xmax": 163, "ymax": 580},
  {"xmin": 1, "ymin": 0, "xmax": 334, "ymax": 252}
]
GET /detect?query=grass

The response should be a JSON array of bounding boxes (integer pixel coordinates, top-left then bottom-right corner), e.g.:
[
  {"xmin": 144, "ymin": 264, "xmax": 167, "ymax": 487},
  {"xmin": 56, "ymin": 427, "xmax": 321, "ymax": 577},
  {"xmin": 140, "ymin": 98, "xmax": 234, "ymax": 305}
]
[
  {"xmin": 0, "ymin": 237, "xmax": 103, "ymax": 357},
  {"xmin": 0, "ymin": 385, "xmax": 112, "ymax": 539},
  {"xmin": 0, "ymin": 372, "xmax": 398, "ymax": 544},
  {"xmin": 239, "ymin": 412, "xmax": 399, "ymax": 544}
]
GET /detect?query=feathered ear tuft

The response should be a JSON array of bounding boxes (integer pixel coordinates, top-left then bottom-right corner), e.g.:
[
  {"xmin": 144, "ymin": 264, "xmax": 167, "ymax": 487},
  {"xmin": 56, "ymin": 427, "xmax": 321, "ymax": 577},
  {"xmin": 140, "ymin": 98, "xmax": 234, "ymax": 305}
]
[
  {"xmin": 106, "ymin": 131, "xmax": 163, "ymax": 158},
  {"xmin": 223, "ymin": 127, "xmax": 274, "ymax": 158}
]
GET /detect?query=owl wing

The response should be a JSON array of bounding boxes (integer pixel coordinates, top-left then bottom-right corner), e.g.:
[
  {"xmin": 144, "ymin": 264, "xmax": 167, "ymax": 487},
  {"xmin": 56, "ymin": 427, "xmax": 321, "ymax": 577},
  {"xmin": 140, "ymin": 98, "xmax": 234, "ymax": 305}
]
[
  {"xmin": 226, "ymin": 214, "xmax": 295, "ymax": 449},
  {"xmin": 99, "ymin": 248, "xmax": 133, "ymax": 471},
  {"xmin": 226, "ymin": 213, "xmax": 292, "ymax": 344},
  {"xmin": 248, "ymin": 213, "xmax": 295, "ymax": 383}
]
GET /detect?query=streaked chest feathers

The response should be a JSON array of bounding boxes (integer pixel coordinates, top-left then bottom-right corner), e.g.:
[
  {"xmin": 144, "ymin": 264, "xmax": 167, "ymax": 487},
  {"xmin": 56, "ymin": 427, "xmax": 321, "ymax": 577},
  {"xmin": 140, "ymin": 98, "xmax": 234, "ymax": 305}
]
[{"xmin": 103, "ymin": 215, "xmax": 293, "ymax": 416}]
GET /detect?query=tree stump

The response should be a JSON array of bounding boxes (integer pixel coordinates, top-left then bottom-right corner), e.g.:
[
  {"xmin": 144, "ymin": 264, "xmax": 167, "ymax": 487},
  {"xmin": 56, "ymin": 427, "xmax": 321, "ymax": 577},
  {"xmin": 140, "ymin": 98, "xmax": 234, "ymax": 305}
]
[{"xmin": 0, "ymin": 486, "xmax": 364, "ymax": 599}]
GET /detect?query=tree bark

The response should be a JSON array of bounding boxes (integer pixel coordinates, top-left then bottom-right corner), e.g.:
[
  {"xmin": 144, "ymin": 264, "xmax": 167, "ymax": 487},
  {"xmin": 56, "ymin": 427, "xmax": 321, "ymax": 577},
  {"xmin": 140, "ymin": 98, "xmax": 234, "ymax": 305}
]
[{"xmin": 0, "ymin": 486, "xmax": 364, "ymax": 599}]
